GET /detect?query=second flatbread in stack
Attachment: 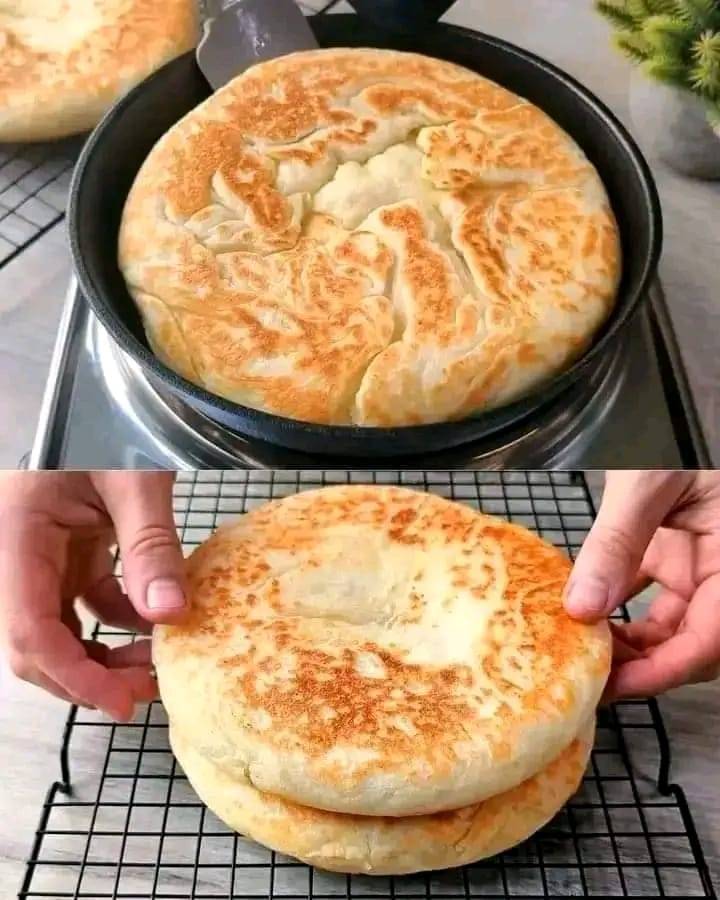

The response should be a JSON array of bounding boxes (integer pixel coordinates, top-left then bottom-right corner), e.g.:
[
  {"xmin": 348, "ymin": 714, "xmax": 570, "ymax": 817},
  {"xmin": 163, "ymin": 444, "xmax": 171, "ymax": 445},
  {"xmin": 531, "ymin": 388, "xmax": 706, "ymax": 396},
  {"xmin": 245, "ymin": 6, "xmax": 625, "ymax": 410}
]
[
  {"xmin": 169, "ymin": 718, "xmax": 595, "ymax": 874},
  {"xmin": 154, "ymin": 485, "xmax": 610, "ymax": 873}
]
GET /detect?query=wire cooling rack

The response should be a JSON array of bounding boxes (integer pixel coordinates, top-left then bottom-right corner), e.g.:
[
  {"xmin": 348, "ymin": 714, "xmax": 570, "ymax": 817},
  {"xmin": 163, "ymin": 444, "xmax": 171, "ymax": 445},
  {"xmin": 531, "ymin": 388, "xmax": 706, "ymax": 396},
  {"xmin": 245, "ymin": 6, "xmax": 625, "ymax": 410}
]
[
  {"xmin": 18, "ymin": 472, "xmax": 716, "ymax": 899},
  {"xmin": 0, "ymin": 139, "xmax": 78, "ymax": 267}
]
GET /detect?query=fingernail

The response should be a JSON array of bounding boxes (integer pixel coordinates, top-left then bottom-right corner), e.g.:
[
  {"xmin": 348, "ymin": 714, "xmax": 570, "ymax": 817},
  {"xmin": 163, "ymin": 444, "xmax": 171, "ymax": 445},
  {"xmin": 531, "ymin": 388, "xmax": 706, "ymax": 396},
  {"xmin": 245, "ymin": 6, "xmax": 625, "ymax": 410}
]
[
  {"xmin": 564, "ymin": 576, "xmax": 609, "ymax": 617},
  {"xmin": 146, "ymin": 578, "xmax": 186, "ymax": 610}
]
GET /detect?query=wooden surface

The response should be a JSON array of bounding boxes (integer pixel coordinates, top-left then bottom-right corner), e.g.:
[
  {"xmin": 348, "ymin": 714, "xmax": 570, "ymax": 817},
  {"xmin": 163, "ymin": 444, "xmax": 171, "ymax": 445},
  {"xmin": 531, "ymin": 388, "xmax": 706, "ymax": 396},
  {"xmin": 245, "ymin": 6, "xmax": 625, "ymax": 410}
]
[{"xmin": 0, "ymin": 0, "xmax": 719, "ymax": 466}]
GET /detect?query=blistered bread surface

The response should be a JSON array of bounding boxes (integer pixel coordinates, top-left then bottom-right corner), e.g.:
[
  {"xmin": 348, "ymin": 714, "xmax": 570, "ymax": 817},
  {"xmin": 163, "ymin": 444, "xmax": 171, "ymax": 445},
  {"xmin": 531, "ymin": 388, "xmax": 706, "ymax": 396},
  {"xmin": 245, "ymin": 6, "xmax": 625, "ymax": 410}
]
[
  {"xmin": 154, "ymin": 485, "xmax": 610, "ymax": 816},
  {"xmin": 119, "ymin": 48, "xmax": 621, "ymax": 426},
  {"xmin": 0, "ymin": 0, "xmax": 197, "ymax": 142},
  {"xmin": 170, "ymin": 718, "xmax": 594, "ymax": 874}
]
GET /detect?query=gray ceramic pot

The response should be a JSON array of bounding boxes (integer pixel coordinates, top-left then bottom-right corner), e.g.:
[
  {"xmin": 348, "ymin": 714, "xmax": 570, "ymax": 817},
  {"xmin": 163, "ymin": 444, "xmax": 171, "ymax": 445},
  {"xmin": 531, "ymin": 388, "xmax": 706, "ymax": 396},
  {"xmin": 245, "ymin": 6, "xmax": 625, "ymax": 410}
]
[{"xmin": 629, "ymin": 69, "xmax": 720, "ymax": 180}]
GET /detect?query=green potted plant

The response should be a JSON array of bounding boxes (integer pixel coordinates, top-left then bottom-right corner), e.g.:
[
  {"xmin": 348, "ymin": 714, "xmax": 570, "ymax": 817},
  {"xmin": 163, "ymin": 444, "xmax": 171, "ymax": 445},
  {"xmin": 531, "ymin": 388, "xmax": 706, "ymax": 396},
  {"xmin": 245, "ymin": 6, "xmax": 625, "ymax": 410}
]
[{"xmin": 596, "ymin": 0, "xmax": 720, "ymax": 179}]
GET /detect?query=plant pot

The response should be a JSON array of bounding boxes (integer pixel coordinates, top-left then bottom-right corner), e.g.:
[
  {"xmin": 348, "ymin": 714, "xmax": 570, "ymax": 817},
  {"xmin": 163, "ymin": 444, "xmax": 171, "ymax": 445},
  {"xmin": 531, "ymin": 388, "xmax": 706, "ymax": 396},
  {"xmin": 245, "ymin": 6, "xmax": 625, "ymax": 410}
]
[{"xmin": 628, "ymin": 69, "xmax": 720, "ymax": 180}]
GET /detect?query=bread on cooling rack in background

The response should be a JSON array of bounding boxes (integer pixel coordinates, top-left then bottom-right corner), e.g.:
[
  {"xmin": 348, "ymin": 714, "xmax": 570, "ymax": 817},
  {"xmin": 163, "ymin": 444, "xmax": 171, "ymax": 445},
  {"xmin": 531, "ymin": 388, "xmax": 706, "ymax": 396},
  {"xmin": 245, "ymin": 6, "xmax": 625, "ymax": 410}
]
[
  {"xmin": 153, "ymin": 485, "xmax": 611, "ymax": 874},
  {"xmin": 0, "ymin": 0, "xmax": 198, "ymax": 142}
]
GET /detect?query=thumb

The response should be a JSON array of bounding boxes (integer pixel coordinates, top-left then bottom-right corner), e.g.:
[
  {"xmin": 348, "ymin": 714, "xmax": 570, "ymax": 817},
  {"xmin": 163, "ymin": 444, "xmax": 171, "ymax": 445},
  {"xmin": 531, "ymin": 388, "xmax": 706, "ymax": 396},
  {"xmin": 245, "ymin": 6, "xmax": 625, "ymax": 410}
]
[
  {"xmin": 92, "ymin": 472, "xmax": 187, "ymax": 625},
  {"xmin": 564, "ymin": 471, "xmax": 692, "ymax": 621}
]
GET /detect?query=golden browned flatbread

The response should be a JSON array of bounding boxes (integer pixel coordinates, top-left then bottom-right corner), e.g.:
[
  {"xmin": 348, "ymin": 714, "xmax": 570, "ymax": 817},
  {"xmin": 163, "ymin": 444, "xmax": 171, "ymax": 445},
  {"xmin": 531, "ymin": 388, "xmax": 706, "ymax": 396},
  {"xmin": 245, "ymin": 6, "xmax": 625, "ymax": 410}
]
[
  {"xmin": 0, "ymin": 0, "xmax": 198, "ymax": 142},
  {"xmin": 120, "ymin": 48, "xmax": 620, "ymax": 426},
  {"xmin": 170, "ymin": 718, "xmax": 595, "ymax": 875},
  {"xmin": 154, "ymin": 485, "xmax": 610, "ymax": 817}
]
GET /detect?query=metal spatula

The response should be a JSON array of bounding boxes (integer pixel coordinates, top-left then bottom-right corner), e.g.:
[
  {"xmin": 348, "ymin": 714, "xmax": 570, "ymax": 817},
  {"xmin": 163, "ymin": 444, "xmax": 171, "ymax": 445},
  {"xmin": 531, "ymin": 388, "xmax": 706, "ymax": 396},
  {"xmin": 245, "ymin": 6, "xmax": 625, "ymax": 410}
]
[{"xmin": 197, "ymin": 0, "xmax": 320, "ymax": 91}]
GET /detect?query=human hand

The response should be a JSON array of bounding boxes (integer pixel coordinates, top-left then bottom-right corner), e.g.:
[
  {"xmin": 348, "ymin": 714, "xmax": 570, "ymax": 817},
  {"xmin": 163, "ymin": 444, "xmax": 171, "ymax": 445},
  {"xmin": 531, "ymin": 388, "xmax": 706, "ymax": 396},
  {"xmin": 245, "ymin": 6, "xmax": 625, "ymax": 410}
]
[
  {"xmin": 564, "ymin": 471, "xmax": 720, "ymax": 700},
  {"xmin": 0, "ymin": 471, "xmax": 186, "ymax": 721}
]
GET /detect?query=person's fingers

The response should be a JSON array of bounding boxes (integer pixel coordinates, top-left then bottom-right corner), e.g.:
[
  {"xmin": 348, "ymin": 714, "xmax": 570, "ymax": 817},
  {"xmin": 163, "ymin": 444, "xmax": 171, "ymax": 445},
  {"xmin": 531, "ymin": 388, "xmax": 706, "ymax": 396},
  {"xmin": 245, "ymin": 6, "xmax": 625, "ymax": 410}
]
[
  {"xmin": 33, "ymin": 674, "xmax": 79, "ymax": 706},
  {"xmin": 37, "ymin": 638, "xmax": 155, "ymax": 713},
  {"xmin": 609, "ymin": 624, "xmax": 644, "ymax": 664},
  {"xmin": 22, "ymin": 617, "xmax": 143, "ymax": 721},
  {"xmin": 635, "ymin": 529, "xmax": 697, "ymax": 599},
  {"xmin": 0, "ymin": 506, "xmax": 135, "ymax": 718},
  {"xmin": 0, "ymin": 477, "xmax": 157, "ymax": 719},
  {"xmin": 564, "ymin": 471, "xmax": 692, "ymax": 621},
  {"xmin": 85, "ymin": 640, "xmax": 158, "ymax": 706},
  {"xmin": 601, "ymin": 630, "xmax": 643, "ymax": 705},
  {"xmin": 61, "ymin": 536, "xmax": 114, "ymax": 603},
  {"xmin": 620, "ymin": 529, "xmax": 698, "ymax": 608},
  {"xmin": 0, "ymin": 507, "xmax": 71, "ymax": 660},
  {"xmin": 61, "ymin": 601, "xmax": 84, "ymax": 640},
  {"xmin": 81, "ymin": 574, "xmax": 152, "ymax": 635},
  {"xmin": 639, "ymin": 587, "xmax": 687, "ymax": 631},
  {"xmin": 624, "ymin": 570, "xmax": 654, "ymax": 602},
  {"xmin": 10, "ymin": 640, "xmax": 155, "ymax": 714},
  {"xmin": 92, "ymin": 473, "xmax": 187, "ymax": 625},
  {"xmin": 68, "ymin": 542, "xmax": 151, "ymax": 636},
  {"xmin": 662, "ymin": 476, "xmax": 720, "ymax": 534},
  {"xmin": 82, "ymin": 640, "xmax": 158, "ymax": 708},
  {"xmin": 83, "ymin": 638, "xmax": 153, "ymax": 669},
  {"xmin": 5, "ymin": 657, "xmax": 78, "ymax": 706},
  {"xmin": 612, "ymin": 590, "xmax": 688, "ymax": 651},
  {"xmin": 612, "ymin": 620, "xmax": 673, "ymax": 652},
  {"xmin": 607, "ymin": 573, "xmax": 720, "ymax": 699},
  {"xmin": 607, "ymin": 634, "xmax": 704, "ymax": 700}
]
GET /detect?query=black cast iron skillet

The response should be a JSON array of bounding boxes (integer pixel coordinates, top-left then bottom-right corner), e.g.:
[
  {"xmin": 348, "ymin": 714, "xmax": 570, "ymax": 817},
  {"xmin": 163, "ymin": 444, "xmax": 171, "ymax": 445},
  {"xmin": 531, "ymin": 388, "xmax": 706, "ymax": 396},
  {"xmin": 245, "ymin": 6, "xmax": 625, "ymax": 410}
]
[{"xmin": 69, "ymin": 13, "xmax": 662, "ymax": 457}]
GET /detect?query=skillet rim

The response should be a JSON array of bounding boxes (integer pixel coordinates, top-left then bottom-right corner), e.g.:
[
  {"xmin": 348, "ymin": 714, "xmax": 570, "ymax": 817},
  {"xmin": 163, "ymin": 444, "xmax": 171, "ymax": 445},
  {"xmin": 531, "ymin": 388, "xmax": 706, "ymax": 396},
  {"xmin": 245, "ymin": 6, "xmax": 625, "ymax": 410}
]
[{"xmin": 68, "ymin": 17, "xmax": 662, "ymax": 445}]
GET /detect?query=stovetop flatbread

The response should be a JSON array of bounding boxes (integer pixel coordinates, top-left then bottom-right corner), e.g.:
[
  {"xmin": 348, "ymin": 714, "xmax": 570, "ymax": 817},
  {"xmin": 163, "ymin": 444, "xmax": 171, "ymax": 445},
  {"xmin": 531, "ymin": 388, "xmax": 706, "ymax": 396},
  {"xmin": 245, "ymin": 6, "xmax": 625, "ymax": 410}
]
[
  {"xmin": 0, "ymin": 0, "xmax": 197, "ymax": 142},
  {"xmin": 120, "ymin": 48, "xmax": 620, "ymax": 426},
  {"xmin": 170, "ymin": 717, "xmax": 595, "ymax": 875},
  {"xmin": 154, "ymin": 485, "xmax": 610, "ymax": 817}
]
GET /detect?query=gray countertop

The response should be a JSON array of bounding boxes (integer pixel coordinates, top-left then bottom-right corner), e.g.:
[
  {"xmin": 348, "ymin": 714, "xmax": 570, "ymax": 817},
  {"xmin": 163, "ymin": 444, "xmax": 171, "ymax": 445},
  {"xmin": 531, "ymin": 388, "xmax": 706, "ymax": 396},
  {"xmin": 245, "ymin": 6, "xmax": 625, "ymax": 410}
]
[{"xmin": 1, "ymin": 0, "xmax": 719, "ymax": 466}]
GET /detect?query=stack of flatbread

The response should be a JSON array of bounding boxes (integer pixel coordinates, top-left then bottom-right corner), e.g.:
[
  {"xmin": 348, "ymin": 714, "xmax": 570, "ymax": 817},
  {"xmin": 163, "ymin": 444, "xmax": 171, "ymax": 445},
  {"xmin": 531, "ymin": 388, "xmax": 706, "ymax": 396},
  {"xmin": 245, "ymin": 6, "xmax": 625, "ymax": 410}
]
[
  {"xmin": 0, "ymin": 0, "xmax": 197, "ymax": 142},
  {"xmin": 154, "ymin": 486, "xmax": 610, "ymax": 874}
]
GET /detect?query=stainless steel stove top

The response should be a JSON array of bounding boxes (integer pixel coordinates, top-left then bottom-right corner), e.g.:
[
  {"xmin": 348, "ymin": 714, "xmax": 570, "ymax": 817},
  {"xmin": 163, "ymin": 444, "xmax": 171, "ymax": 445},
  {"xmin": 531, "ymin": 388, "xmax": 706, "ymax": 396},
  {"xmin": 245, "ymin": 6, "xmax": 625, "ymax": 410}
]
[{"xmin": 28, "ymin": 279, "xmax": 709, "ymax": 469}]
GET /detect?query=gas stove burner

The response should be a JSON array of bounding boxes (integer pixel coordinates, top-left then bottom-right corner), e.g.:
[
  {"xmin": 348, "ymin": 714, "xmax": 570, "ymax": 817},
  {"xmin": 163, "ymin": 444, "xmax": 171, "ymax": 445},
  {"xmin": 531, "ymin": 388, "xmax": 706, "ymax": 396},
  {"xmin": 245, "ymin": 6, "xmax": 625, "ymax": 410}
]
[{"xmin": 91, "ymin": 312, "xmax": 627, "ymax": 469}]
